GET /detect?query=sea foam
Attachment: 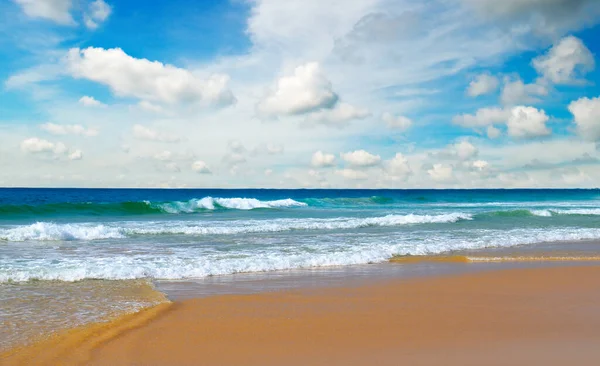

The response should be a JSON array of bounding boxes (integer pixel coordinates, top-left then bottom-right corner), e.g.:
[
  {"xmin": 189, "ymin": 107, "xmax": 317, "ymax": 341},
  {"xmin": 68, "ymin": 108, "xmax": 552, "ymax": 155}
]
[
  {"xmin": 0, "ymin": 213, "xmax": 471, "ymax": 241},
  {"xmin": 154, "ymin": 197, "xmax": 307, "ymax": 213},
  {"xmin": 3, "ymin": 227, "xmax": 600, "ymax": 283}
]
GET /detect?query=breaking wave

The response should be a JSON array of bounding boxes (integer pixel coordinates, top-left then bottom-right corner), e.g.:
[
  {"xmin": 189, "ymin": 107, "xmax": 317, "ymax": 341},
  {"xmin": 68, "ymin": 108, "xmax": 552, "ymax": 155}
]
[
  {"xmin": 4, "ymin": 227, "xmax": 600, "ymax": 283},
  {"xmin": 0, "ymin": 213, "xmax": 471, "ymax": 242},
  {"xmin": 0, "ymin": 197, "xmax": 307, "ymax": 217}
]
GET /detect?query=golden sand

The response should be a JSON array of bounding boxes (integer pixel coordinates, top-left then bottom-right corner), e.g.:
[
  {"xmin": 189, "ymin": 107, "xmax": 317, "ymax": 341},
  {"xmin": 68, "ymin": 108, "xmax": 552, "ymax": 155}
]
[
  {"xmin": 5, "ymin": 265, "xmax": 600, "ymax": 366},
  {"xmin": 1, "ymin": 303, "xmax": 172, "ymax": 366},
  {"xmin": 390, "ymin": 253, "xmax": 600, "ymax": 263}
]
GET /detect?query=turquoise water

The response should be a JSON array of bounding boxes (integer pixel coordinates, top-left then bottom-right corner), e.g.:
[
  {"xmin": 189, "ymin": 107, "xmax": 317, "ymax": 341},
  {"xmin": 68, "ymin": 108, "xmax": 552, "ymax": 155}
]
[
  {"xmin": 2, "ymin": 188, "xmax": 600, "ymax": 282},
  {"xmin": 2, "ymin": 188, "xmax": 600, "ymax": 350}
]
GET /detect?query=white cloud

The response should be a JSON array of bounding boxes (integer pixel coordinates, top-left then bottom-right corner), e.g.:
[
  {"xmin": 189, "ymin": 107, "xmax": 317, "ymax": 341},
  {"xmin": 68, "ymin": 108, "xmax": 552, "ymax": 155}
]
[
  {"xmin": 453, "ymin": 107, "xmax": 509, "ymax": 128},
  {"xmin": 341, "ymin": 149, "xmax": 381, "ymax": 167},
  {"xmin": 84, "ymin": 0, "xmax": 112, "ymax": 30},
  {"xmin": 501, "ymin": 77, "xmax": 547, "ymax": 106},
  {"xmin": 462, "ymin": 0, "xmax": 600, "ymax": 35},
  {"xmin": 40, "ymin": 123, "xmax": 99, "ymax": 137},
  {"xmin": 311, "ymin": 151, "xmax": 336, "ymax": 168},
  {"xmin": 21, "ymin": 137, "xmax": 65, "ymax": 154},
  {"xmin": 428, "ymin": 164, "xmax": 453, "ymax": 182},
  {"xmin": 68, "ymin": 149, "xmax": 83, "ymax": 160},
  {"xmin": 191, "ymin": 161, "xmax": 212, "ymax": 174},
  {"xmin": 382, "ymin": 112, "xmax": 412, "ymax": 131},
  {"xmin": 533, "ymin": 36, "xmax": 595, "ymax": 84},
  {"xmin": 335, "ymin": 168, "xmax": 368, "ymax": 180},
  {"xmin": 467, "ymin": 73, "xmax": 499, "ymax": 97},
  {"xmin": 137, "ymin": 101, "xmax": 165, "ymax": 114},
  {"xmin": 453, "ymin": 141, "xmax": 478, "ymax": 160},
  {"xmin": 506, "ymin": 106, "xmax": 551, "ymax": 138},
  {"xmin": 132, "ymin": 124, "xmax": 180, "ymax": 143},
  {"xmin": 487, "ymin": 125, "xmax": 501, "ymax": 139},
  {"xmin": 20, "ymin": 137, "xmax": 82, "ymax": 160},
  {"xmin": 78, "ymin": 96, "xmax": 105, "ymax": 107},
  {"xmin": 432, "ymin": 140, "xmax": 479, "ymax": 161},
  {"xmin": 568, "ymin": 96, "xmax": 600, "ymax": 141},
  {"xmin": 251, "ymin": 143, "xmax": 284, "ymax": 156},
  {"xmin": 385, "ymin": 153, "xmax": 411, "ymax": 181},
  {"xmin": 257, "ymin": 62, "xmax": 338, "ymax": 117},
  {"xmin": 4, "ymin": 64, "xmax": 64, "ymax": 90},
  {"xmin": 65, "ymin": 47, "xmax": 235, "ymax": 106},
  {"xmin": 472, "ymin": 160, "xmax": 489, "ymax": 171},
  {"xmin": 307, "ymin": 102, "xmax": 369, "ymax": 126},
  {"xmin": 14, "ymin": 0, "xmax": 75, "ymax": 25}
]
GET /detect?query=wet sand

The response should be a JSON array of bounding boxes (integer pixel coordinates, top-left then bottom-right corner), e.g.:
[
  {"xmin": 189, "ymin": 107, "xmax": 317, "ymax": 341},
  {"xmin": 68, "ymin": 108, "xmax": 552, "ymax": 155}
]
[{"xmin": 5, "ymin": 265, "xmax": 600, "ymax": 366}]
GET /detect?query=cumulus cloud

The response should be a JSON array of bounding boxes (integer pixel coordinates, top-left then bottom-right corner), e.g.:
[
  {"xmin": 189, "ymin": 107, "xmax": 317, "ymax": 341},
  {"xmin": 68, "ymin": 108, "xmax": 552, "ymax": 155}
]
[
  {"xmin": 428, "ymin": 163, "xmax": 453, "ymax": 182},
  {"xmin": 335, "ymin": 168, "xmax": 368, "ymax": 180},
  {"xmin": 432, "ymin": 140, "xmax": 479, "ymax": 161},
  {"xmin": 341, "ymin": 150, "xmax": 381, "ymax": 167},
  {"xmin": 78, "ymin": 96, "xmax": 105, "ymax": 107},
  {"xmin": 506, "ymin": 106, "xmax": 551, "ymax": 138},
  {"xmin": 132, "ymin": 124, "xmax": 180, "ymax": 143},
  {"xmin": 68, "ymin": 149, "xmax": 83, "ymax": 160},
  {"xmin": 501, "ymin": 76, "xmax": 547, "ymax": 106},
  {"xmin": 84, "ymin": 0, "xmax": 111, "ymax": 30},
  {"xmin": 384, "ymin": 153, "xmax": 411, "ymax": 181},
  {"xmin": 311, "ymin": 151, "xmax": 336, "ymax": 168},
  {"xmin": 569, "ymin": 96, "xmax": 600, "ymax": 141},
  {"xmin": 467, "ymin": 73, "xmax": 499, "ymax": 97},
  {"xmin": 14, "ymin": 0, "xmax": 75, "ymax": 25},
  {"xmin": 453, "ymin": 107, "xmax": 509, "ymax": 128},
  {"xmin": 21, "ymin": 137, "xmax": 66, "ymax": 154},
  {"xmin": 257, "ymin": 62, "xmax": 338, "ymax": 117},
  {"xmin": 382, "ymin": 112, "xmax": 412, "ymax": 131},
  {"xmin": 20, "ymin": 137, "xmax": 82, "ymax": 160},
  {"xmin": 307, "ymin": 102, "xmax": 369, "ymax": 126},
  {"xmin": 472, "ymin": 160, "xmax": 489, "ymax": 171},
  {"xmin": 533, "ymin": 36, "xmax": 595, "ymax": 84},
  {"xmin": 453, "ymin": 141, "xmax": 478, "ymax": 160},
  {"xmin": 40, "ymin": 123, "xmax": 98, "ymax": 137},
  {"xmin": 65, "ymin": 47, "xmax": 235, "ymax": 106},
  {"xmin": 191, "ymin": 161, "xmax": 211, "ymax": 174}
]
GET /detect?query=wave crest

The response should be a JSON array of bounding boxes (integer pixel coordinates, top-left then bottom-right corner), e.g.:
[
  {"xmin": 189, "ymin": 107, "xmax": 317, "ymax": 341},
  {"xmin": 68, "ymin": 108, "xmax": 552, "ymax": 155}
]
[
  {"xmin": 154, "ymin": 197, "xmax": 306, "ymax": 213},
  {"xmin": 0, "ymin": 213, "xmax": 471, "ymax": 242}
]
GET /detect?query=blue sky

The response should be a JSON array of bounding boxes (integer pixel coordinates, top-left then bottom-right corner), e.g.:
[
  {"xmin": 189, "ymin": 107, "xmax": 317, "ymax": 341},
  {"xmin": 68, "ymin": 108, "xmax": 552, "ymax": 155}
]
[{"xmin": 1, "ymin": 0, "xmax": 600, "ymax": 188}]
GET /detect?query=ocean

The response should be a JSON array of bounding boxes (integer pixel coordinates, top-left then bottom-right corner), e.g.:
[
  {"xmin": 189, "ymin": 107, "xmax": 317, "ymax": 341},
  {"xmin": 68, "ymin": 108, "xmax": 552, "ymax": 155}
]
[{"xmin": 2, "ymin": 188, "xmax": 600, "ymax": 351}]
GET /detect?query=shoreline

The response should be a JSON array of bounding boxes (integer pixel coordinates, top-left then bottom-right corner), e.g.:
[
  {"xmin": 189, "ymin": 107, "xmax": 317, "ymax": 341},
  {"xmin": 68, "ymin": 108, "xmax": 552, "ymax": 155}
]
[{"xmin": 4, "ymin": 264, "xmax": 600, "ymax": 365}]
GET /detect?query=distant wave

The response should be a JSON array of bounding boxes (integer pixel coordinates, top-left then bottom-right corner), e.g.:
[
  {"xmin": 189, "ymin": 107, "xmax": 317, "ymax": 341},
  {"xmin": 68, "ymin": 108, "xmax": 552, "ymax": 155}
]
[
  {"xmin": 154, "ymin": 197, "xmax": 306, "ymax": 213},
  {"xmin": 530, "ymin": 208, "xmax": 600, "ymax": 216},
  {"xmin": 302, "ymin": 196, "xmax": 395, "ymax": 206},
  {"xmin": 474, "ymin": 208, "xmax": 600, "ymax": 218},
  {"xmin": 0, "ymin": 213, "xmax": 471, "ymax": 242},
  {"xmin": 0, "ymin": 197, "xmax": 307, "ymax": 217}
]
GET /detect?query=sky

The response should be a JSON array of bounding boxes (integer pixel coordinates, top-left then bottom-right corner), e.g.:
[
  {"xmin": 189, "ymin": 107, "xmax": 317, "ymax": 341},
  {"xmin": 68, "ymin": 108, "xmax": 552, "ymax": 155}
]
[{"xmin": 1, "ymin": 0, "xmax": 600, "ymax": 188}]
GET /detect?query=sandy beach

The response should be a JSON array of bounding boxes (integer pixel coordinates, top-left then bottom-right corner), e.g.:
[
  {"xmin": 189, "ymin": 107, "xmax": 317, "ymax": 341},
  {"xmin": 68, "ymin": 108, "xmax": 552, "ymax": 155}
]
[{"xmin": 4, "ymin": 264, "xmax": 600, "ymax": 366}]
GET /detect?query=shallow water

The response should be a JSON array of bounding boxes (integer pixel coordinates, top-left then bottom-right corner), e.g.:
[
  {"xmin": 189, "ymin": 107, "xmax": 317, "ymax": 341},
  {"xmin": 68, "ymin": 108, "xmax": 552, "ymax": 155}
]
[{"xmin": 0, "ymin": 279, "xmax": 167, "ymax": 352}]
